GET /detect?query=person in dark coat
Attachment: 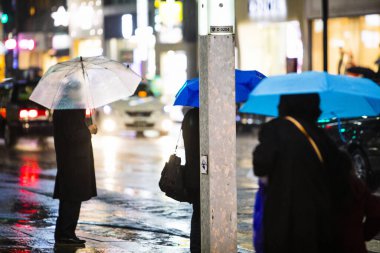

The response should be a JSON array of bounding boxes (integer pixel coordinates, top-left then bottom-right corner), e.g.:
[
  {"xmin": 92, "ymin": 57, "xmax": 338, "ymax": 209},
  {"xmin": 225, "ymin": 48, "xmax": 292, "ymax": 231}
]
[
  {"xmin": 182, "ymin": 108, "xmax": 200, "ymax": 253},
  {"xmin": 253, "ymin": 93, "xmax": 348, "ymax": 253},
  {"xmin": 53, "ymin": 109, "xmax": 97, "ymax": 245},
  {"xmin": 336, "ymin": 151, "xmax": 380, "ymax": 253}
]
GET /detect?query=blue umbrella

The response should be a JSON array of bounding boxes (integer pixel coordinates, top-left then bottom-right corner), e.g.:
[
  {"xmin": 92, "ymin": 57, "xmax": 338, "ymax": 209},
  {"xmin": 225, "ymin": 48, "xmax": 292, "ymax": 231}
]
[
  {"xmin": 174, "ymin": 69, "xmax": 266, "ymax": 107},
  {"xmin": 240, "ymin": 71, "xmax": 380, "ymax": 119}
]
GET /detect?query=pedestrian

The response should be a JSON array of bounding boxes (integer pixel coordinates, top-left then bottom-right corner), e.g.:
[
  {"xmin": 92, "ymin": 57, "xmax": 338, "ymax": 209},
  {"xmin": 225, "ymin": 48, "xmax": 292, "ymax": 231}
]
[
  {"xmin": 53, "ymin": 109, "xmax": 98, "ymax": 245},
  {"xmin": 336, "ymin": 151, "xmax": 380, "ymax": 253},
  {"xmin": 182, "ymin": 107, "xmax": 200, "ymax": 253},
  {"xmin": 253, "ymin": 93, "xmax": 349, "ymax": 253}
]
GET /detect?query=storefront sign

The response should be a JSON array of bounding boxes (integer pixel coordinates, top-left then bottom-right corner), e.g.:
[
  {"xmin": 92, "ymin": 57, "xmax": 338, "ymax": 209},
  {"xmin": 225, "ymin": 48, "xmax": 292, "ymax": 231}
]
[
  {"xmin": 249, "ymin": 0, "xmax": 287, "ymax": 21},
  {"xmin": 52, "ymin": 34, "xmax": 71, "ymax": 50}
]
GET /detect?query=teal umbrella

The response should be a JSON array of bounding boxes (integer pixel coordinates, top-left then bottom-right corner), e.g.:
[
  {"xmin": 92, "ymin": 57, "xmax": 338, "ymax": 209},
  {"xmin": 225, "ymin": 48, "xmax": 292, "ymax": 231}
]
[{"xmin": 240, "ymin": 71, "xmax": 380, "ymax": 119}]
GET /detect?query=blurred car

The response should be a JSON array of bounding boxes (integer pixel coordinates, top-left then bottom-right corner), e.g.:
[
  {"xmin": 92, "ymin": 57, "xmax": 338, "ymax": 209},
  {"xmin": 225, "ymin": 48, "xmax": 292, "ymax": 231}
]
[
  {"xmin": 319, "ymin": 116, "xmax": 380, "ymax": 190},
  {"xmin": 236, "ymin": 103, "xmax": 266, "ymax": 133},
  {"xmin": 96, "ymin": 83, "xmax": 172, "ymax": 136},
  {"xmin": 0, "ymin": 78, "xmax": 53, "ymax": 147}
]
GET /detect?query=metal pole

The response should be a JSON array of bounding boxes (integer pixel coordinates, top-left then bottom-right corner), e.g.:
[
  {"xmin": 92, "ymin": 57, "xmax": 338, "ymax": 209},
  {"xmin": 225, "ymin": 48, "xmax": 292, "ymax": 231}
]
[
  {"xmin": 322, "ymin": 0, "xmax": 328, "ymax": 72},
  {"xmin": 199, "ymin": 1, "xmax": 237, "ymax": 252}
]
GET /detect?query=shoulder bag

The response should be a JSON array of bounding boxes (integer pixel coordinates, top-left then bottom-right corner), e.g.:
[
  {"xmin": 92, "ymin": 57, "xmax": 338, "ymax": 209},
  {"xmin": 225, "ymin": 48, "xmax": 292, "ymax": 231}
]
[{"xmin": 158, "ymin": 130, "xmax": 190, "ymax": 202}]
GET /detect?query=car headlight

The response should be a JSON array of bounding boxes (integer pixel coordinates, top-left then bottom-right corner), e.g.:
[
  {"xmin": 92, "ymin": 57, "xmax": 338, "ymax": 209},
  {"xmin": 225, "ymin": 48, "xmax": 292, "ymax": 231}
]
[
  {"xmin": 103, "ymin": 105, "xmax": 112, "ymax": 115},
  {"xmin": 162, "ymin": 105, "xmax": 170, "ymax": 114},
  {"xmin": 102, "ymin": 119, "xmax": 116, "ymax": 132}
]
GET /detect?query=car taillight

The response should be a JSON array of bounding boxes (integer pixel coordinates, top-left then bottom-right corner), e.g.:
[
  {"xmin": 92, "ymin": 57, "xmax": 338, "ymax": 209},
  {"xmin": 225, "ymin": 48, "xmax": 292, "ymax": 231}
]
[
  {"xmin": 85, "ymin": 109, "xmax": 92, "ymax": 118},
  {"xmin": 19, "ymin": 109, "xmax": 48, "ymax": 120},
  {"xmin": 0, "ymin": 108, "xmax": 6, "ymax": 118}
]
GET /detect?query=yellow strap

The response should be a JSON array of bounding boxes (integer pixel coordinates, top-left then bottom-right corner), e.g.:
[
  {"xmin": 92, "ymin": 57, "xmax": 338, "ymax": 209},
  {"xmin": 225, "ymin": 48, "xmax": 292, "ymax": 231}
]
[{"xmin": 285, "ymin": 116, "xmax": 324, "ymax": 163}]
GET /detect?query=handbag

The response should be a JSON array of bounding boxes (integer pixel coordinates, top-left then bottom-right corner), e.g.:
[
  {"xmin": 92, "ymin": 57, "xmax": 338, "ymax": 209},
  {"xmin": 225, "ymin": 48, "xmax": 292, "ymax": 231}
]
[{"xmin": 158, "ymin": 130, "xmax": 190, "ymax": 202}]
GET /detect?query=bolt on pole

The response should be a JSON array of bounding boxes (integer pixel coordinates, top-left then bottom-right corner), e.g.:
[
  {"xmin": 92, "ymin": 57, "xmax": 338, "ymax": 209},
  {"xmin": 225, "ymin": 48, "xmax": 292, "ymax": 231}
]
[{"xmin": 198, "ymin": 1, "xmax": 237, "ymax": 252}]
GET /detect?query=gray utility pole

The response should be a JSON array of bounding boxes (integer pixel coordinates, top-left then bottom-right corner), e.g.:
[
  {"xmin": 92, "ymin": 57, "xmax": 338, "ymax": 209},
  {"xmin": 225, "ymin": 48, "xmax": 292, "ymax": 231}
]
[{"xmin": 198, "ymin": 1, "xmax": 237, "ymax": 252}]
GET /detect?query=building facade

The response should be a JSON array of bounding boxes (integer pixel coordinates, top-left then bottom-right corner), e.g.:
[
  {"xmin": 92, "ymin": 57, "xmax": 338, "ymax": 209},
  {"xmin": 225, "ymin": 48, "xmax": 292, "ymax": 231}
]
[
  {"xmin": 1, "ymin": 0, "xmax": 69, "ymax": 78},
  {"xmin": 305, "ymin": 0, "xmax": 380, "ymax": 74}
]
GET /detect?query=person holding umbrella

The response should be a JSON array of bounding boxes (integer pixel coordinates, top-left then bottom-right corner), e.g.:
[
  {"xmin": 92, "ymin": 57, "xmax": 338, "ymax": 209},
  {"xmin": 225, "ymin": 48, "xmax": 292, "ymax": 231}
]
[
  {"xmin": 53, "ymin": 108, "xmax": 97, "ymax": 245},
  {"xmin": 28, "ymin": 56, "xmax": 142, "ymax": 245},
  {"xmin": 253, "ymin": 93, "xmax": 351, "ymax": 253},
  {"xmin": 182, "ymin": 108, "xmax": 201, "ymax": 252}
]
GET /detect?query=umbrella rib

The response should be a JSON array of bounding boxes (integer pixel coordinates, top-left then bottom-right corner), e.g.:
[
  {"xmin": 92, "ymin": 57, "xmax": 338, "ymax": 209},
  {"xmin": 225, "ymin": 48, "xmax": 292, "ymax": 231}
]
[
  {"xmin": 47, "ymin": 63, "xmax": 79, "ymax": 76},
  {"xmin": 83, "ymin": 60, "xmax": 141, "ymax": 80},
  {"xmin": 82, "ymin": 63, "xmax": 140, "ymax": 94},
  {"xmin": 84, "ymin": 69, "xmax": 95, "ymax": 109},
  {"xmin": 88, "ymin": 66, "xmax": 134, "ymax": 94},
  {"xmin": 50, "ymin": 77, "xmax": 66, "ymax": 109}
]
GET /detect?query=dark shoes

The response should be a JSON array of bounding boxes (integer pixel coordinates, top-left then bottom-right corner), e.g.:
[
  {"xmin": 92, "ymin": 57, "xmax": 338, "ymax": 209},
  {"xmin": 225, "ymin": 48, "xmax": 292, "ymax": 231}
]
[{"xmin": 55, "ymin": 236, "xmax": 86, "ymax": 245}]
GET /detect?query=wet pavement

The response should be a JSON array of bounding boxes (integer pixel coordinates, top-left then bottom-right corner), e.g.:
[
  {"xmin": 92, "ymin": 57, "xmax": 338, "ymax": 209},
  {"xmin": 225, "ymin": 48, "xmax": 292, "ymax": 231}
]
[{"xmin": 0, "ymin": 124, "xmax": 379, "ymax": 252}]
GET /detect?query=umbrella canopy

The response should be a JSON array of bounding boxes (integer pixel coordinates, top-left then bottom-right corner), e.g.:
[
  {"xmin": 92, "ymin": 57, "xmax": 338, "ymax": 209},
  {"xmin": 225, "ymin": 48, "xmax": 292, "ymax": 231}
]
[
  {"xmin": 29, "ymin": 56, "xmax": 142, "ymax": 109},
  {"xmin": 240, "ymin": 71, "xmax": 380, "ymax": 119},
  {"xmin": 174, "ymin": 69, "xmax": 266, "ymax": 107}
]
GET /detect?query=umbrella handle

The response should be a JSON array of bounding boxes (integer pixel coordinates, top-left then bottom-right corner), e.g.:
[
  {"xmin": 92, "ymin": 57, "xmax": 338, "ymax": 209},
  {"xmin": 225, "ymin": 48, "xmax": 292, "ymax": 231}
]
[
  {"xmin": 332, "ymin": 113, "xmax": 347, "ymax": 144},
  {"xmin": 90, "ymin": 110, "xmax": 96, "ymax": 125}
]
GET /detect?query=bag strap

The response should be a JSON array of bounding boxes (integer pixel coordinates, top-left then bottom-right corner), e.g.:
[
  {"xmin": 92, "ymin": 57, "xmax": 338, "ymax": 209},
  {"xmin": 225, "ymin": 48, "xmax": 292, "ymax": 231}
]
[
  {"xmin": 285, "ymin": 116, "xmax": 324, "ymax": 163},
  {"xmin": 174, "ymin": 129, "xmax": 182, "ymax": 154}
]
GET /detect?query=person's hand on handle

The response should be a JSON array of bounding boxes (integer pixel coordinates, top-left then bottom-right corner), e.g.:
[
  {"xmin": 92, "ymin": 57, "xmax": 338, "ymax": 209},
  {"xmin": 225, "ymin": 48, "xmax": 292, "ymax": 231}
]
[{"xmin": 88, "ymin": 124, "xmax": 98, "ymax": 135}]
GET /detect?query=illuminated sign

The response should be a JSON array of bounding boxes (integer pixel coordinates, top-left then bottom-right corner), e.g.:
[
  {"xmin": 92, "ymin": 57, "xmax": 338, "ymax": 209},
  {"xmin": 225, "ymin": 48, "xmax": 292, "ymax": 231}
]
[
  {"xmin": 52, "ymin": 34, "xmax": 71, "ymax": 49},
  {"xmin": 5, "ymin": 39, "xmax": 16, "ymax": 50},
  {"xmin": 122, "ymin": 14, "xmax": 133, "ymax": 39},
  {"xmin": 155, "ymin": 0, "xmax": 183, "ymax": 43},
  {"xmin": 19, "ymin": 39, "xmax": 35, "ymax": 50},
  {"xmin": 249, "ymin": 0, "xmax": 287, "ymax": 21}
]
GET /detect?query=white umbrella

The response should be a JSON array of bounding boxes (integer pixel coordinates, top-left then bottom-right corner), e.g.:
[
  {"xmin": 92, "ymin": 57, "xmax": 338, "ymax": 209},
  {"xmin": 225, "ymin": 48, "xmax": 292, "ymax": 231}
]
[{"xmin": 29, "ymin": 55, "xmax": 142, "ymax": 109}]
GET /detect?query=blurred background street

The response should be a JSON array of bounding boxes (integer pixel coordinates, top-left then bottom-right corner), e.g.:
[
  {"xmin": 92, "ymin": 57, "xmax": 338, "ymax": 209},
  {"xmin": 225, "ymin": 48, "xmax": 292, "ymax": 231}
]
[
  {"xmin": 0, "ymin": 127, "xmax": 380, "ymax": 252},
  {"xmin": 0, "ymin": 126, "xmax": 257, "ymax": 252},
  {"xmin": 0, "ymin": 0, "xmax": 379, "ymax": 252}
]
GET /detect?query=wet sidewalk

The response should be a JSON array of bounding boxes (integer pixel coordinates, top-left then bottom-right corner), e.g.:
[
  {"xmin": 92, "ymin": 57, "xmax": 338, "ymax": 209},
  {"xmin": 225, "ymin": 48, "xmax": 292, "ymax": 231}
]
[{"xmin": 0, "ymin": 169, "xmax": 254, "ymax": 253}]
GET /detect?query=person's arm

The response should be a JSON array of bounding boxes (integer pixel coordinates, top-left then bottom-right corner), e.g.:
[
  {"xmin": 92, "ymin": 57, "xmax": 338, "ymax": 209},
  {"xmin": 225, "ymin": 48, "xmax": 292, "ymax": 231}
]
[{"xmin": 253, "ymin": 122, "xmax": 278, "ymax": 178}]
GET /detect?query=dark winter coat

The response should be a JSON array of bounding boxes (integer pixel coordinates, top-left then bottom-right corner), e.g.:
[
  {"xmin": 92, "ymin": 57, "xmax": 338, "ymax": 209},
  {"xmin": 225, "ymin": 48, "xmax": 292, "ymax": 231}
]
[
  {"xmin": 337, "ymin": 175, "xmax": 380, "ymax": 253},
  {"xmin": 253, "ymin": 117, "xmax": 342, "ymax": 253},
  {"xmin": 182, "ymin": 108, "xmax": 200, "ymax": 200},
  {"xmin": 53, "ymin": 109, "xmax": 97, "ymax": 201}
]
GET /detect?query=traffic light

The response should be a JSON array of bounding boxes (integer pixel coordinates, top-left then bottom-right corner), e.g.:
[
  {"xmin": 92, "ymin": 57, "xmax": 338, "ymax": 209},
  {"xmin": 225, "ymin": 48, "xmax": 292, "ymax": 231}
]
[{"xmin": 1, "ymin": 13, "xmax": 8, "ymax": 24}]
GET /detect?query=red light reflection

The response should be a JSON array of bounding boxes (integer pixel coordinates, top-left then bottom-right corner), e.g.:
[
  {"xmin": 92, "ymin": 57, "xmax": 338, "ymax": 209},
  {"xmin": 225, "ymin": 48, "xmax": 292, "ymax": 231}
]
[{"xmin": 19, "ymin": 159, "xmax": 41, "ymax": 187}]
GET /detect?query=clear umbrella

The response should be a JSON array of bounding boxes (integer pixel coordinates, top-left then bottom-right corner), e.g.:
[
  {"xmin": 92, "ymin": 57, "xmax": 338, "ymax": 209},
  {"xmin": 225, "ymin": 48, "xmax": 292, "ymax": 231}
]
[{"xmin": 29, "ymin": 56, "xmax": 142, "ymax": 109}]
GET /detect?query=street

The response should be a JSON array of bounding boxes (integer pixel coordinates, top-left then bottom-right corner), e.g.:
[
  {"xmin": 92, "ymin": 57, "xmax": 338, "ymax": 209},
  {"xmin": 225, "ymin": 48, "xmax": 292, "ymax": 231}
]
[
  {"xmin": 0, "ymin": 124, "xmax": 257, "ymax": 252},
  {"xmin": 0, "ymin": 125, "xmax": 380, "ymax": 252}
]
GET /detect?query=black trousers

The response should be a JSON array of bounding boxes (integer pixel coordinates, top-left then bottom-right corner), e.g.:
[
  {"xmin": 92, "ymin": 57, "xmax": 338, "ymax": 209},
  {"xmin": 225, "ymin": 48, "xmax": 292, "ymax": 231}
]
[
  {"xmin": 190, "ymin": 192, "xmax": 201, "ymax": 253},
  {"xmin": 55, "ymin": 200, "xmax": 82, "ymax": 240}
]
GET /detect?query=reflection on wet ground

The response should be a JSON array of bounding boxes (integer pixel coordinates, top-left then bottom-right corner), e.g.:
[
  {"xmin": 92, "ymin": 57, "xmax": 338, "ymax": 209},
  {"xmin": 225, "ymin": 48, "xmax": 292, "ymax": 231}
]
[{"xmin": 2, "ymin": 128, "xmax": 378, "ymax": 252}]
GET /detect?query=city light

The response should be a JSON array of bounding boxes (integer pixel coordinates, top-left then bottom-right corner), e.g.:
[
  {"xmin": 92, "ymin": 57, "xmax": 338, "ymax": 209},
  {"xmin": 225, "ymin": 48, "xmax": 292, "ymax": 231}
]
[
  {"xmin": 122, "ymin": 14, "xmax": 133, "ymax": 39},
  {"xmin": 1, "ymin": 13, "xmax": 8, "ymax": 24},
  {"xmin": 19, "ymin": 39, "xmax": 35, "ymax": 51},
  {"xmin": 5, "ymin": 39, "xmax": 16, "ymax": 50},
  {"xmin": 52, "ymin": 34, "xmax": 71, "ymax": 50},
  {"xmin": 51, "ymin": 6, "xmax": 69, "ymax": 27}
]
